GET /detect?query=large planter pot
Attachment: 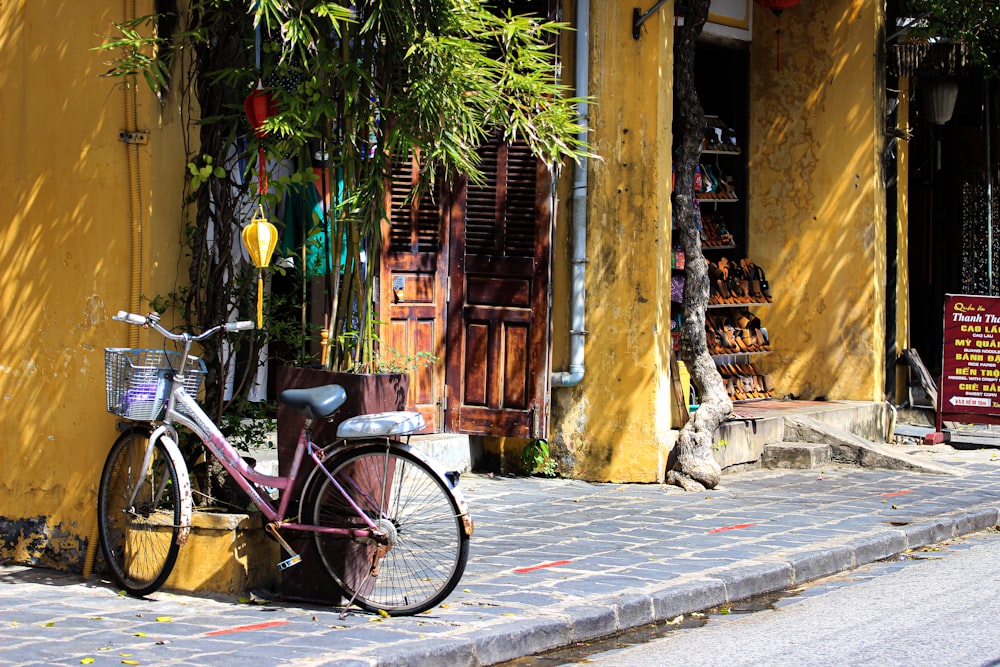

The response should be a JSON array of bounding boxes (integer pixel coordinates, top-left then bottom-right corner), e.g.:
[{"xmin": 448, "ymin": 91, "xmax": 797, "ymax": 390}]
[{"xmin": 274, "ymin": 366, "xmax": 409, "ymax": 604}]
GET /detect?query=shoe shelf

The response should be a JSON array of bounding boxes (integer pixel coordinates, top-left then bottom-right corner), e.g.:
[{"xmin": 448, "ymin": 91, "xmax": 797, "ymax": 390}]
[
  {"xmin": 707, "ymin": 301, "xmax": 771, "ymax": 309},
  {"xmin": 711, "ymin": 351, "xmax": 770, "ymax": 360},
  {"xmin": 674, "ymin": 114, "xmax": 776, "ymax": 403},
  {"xmin": 718, "ymin": 362, "xmax": 776, "ymax": 401},
  {"xmin": 702, "ymin": 146, "xmax": 742, "ymax": 155}
]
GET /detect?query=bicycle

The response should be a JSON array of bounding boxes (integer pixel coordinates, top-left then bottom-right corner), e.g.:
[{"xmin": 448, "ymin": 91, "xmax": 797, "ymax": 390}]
[{"xmin": 98, "ymin": 310, "xmax": 472, "ymax": 616}]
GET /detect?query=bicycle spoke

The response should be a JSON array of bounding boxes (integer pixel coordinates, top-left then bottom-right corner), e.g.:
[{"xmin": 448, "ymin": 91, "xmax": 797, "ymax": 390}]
[
  {"xmin": 310, "ymin": 444, "xmax": 469, "ymax": 615},
  {"xmin": 98, "ymin": 431, "xmax": 182, "ymax": 596}
]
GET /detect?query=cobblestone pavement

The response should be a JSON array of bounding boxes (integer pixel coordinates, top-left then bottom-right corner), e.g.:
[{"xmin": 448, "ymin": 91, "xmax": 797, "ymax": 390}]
[{"xmin": 3, "ymin": 444, "xmax": 1000, "ymax": 666}]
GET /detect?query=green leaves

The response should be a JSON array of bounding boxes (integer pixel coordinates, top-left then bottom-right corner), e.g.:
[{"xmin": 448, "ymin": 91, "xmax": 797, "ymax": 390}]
[
  {"xmin": 904, "ymin": 1, "xmax": 1000, "ymax": 73},
  {"xmin": 187, "ymin": 156, "xmax": 227, "ymax": 191},
  {"xmin": 93, "ymin": 14, "xmax": 171, "ymax": 98}
]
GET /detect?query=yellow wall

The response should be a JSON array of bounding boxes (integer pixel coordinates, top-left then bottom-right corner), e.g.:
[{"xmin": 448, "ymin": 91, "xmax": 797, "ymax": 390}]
[
  {"xmin": 549, "ymin": 1, "xmax": 676, "ymax": 482},
  {"xmin": 0, "ymin": 1, "xmax": 187, "ymax": 569},
  {"xmin": 748, "ymin": 0, "xmax": 887, "ymax": 401}
]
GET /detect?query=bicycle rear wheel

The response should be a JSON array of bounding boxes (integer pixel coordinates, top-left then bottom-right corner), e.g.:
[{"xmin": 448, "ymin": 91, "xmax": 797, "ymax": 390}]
[
  {"xmin": 309, "ymin": 443, "xmax": 469, "ymax": 615},
  {"xmin": 97, "ymin": 429, "xmax": 182, "ymax": 596}
]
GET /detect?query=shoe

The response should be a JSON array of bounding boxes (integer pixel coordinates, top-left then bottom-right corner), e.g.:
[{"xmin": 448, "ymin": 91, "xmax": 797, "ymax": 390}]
[{"xmin": 753, "ymin": 265, "xmax": 773, "ymax": 302}]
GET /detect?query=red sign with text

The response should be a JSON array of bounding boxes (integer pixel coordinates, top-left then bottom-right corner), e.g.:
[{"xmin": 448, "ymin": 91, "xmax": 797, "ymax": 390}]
[{"xmin": 941, "ymin": 294, "xmax": 1000, "ymax": 417}]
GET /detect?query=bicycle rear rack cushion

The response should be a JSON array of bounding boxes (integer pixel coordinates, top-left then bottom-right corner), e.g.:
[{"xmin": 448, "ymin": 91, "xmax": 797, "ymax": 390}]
[{"xmin": 336, "ymin": 411, "xmax": 426, "ymax": 439}]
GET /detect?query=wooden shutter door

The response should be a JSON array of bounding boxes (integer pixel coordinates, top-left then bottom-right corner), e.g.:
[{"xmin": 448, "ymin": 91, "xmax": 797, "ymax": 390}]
[
  {"xmin": 380, "ymin": 155, "xmax": 448, "ymax": 431},
  {"xmin": 445, "ymin": 138, "xmax": 552, "ymax": 438}
]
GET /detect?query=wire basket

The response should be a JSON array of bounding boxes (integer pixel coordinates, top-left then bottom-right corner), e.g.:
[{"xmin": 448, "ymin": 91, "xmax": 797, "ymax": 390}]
[{"xmin": 105, "ymin": 348, "xmax": 207, "ymax": 421}]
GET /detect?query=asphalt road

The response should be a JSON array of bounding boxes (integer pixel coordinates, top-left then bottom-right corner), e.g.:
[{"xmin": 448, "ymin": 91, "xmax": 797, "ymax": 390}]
[{"xmin": 570, "ymin": 530, "xmax": 1000, "ymax": 667}]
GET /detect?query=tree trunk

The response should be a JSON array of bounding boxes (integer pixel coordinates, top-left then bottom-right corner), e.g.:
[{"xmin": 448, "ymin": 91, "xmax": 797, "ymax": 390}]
[{"xmin": 668, "ymin": 0, "xmax": 731, "ymax": 491}]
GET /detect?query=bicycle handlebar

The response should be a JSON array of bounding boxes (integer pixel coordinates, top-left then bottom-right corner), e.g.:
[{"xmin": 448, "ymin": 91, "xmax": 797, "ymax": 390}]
[{"xmin": 114, "ymin": 310, "xmax": 255, "ymax": 342}]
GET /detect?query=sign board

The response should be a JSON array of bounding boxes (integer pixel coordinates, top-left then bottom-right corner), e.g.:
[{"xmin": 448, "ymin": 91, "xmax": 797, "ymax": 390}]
[{"xmin": 940, "ymin": 294, "xmax": 1000, "ymax": 424}]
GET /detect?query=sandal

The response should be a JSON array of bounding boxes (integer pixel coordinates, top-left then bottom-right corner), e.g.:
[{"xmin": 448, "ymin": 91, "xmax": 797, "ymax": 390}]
[{"xmin": 753, "ymin": 265, "xmax": 773, "ymax": 302}]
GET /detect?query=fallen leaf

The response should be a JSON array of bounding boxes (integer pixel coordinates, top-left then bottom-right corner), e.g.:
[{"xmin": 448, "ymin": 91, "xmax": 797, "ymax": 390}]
[
  {"xmin": 134, "ymin": 632, "xmax": 146, "ymax": 637},
  {"xmin": 377, "ymin": 609, "xmax": 390, "ymax": 618},
  {"xmin": 80, "ymin": 659, "xmax": 95, "ymax": 665},
  {"xmin": 462, "ymin": 588, "xmax": 471, "ymax": 593},
  {"xmin": 666, "ymin": 615, "xmax": 684, "ymax": 625},
  {"xmin": 43, "ymin": 621, "xmax": 55, "ymax": 627},
  {"xmin": 155, "ymin": 616, "xmax": 172, "ymax": 623},
  {"xmin": 122, "ymin": 661, "xmax": 140, "ymax": 665}
]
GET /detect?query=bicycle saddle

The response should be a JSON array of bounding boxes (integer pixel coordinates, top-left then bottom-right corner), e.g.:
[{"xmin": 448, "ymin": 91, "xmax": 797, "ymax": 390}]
[{"xmin": 279, "ymin": 384, "xmax": 347, "ymax": 420}]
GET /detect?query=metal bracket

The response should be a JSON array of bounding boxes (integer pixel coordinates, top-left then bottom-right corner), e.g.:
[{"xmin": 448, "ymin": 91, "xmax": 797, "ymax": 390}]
[
  {"xmin": 633, "ymin": 0, "xmax": 669, "ymax": 39},
  {"xmin": 119, "ymin": 131, "xmax": 149, "ymax": 145}
]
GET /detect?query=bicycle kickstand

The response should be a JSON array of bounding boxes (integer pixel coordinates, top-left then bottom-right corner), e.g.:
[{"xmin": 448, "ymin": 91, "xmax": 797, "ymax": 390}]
[
  {"xmin": 265, "ymin": 522, "xmax": 302, "ymax": 570},
  {"xmin": 337, "ymin": 549, "xmax": 387, "ymax": 620}
]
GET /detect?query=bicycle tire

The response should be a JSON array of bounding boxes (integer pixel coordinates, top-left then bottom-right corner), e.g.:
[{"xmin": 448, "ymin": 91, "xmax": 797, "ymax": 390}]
[
  {"xmin": 309, "ymin": 442, "xmax": 470, "ymax": 615},
  {"xmin": 97, "ymin": 429, "xmax": 182, "ymax": 596}
]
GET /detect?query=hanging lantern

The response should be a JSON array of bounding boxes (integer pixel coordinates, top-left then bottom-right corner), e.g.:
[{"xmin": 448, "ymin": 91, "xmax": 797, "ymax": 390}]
[
  {"xmin": 244, "ymin": 80, "xmax": 277, "ymax": 138},
  {"xmin": 244, "ymin": 80, "xmax": 278, "ymax": 195},
  {"xmin": 754, "ymin": 0, "xmax": 800, "ymax": 14},
  {"xmin": 922, "ymin": 77, "xmax": 959, "ymax": 125},
  {"xmin": 754, "ymin": 0, "xmax": 801, "ymax": 72},
  {"xmin": 241, "ymin": 205, "xmax": 279, "ymax": 328}
]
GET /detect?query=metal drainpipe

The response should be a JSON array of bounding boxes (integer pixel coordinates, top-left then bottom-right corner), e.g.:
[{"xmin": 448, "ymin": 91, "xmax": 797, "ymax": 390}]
[{"xmin": 551, "ymin": 0, "xmax": 589, "ymax": 388}]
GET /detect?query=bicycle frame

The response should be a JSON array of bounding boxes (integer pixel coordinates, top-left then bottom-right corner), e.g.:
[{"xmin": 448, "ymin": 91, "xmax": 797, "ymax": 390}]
[{"xmin": 140, "ymin": 379, "xmax": 385, "ymax": 542}]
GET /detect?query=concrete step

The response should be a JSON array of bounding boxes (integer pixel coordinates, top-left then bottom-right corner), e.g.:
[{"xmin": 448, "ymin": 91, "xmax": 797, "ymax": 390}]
[
  {"xmin": 762, "ymin": 441, "xmax": 832, "ymax": 469},
  {"xmin": 408, "ymin": 433, "xmax": 472, "ymax": 474}
]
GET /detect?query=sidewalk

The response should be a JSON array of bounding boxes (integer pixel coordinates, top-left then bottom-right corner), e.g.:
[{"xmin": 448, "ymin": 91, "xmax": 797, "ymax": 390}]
[{"xmin": 3, "ymin": 442, "xmax": 1000, "ymax": 667}]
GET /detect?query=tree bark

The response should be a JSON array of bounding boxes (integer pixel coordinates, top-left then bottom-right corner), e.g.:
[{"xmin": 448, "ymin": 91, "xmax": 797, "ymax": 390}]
[{"xmin": 668, "ymin": 0, "xmax": 731, "ymax": 491}]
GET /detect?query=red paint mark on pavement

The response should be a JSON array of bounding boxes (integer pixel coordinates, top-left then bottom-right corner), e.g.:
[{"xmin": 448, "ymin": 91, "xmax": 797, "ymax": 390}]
[
  {"xmin": 708, "ymin": 523, "xmax": 756, "ymax": 533},
  {"xmin": 881, "ymin": 489, "xmax": 915, "ymax": 497},
  {"xmin": 515, "ymin": 560, "xmax": 572, "ymax": 574},
  {"xmin": 205, "ymin": 620, "xmax": 291, "ymax": 635}
]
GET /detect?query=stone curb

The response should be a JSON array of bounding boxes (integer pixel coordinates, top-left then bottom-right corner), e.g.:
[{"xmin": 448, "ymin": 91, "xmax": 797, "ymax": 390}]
[{"xmin": 353, "ymin": 505, "xmax": 1000, "ymax": 666}]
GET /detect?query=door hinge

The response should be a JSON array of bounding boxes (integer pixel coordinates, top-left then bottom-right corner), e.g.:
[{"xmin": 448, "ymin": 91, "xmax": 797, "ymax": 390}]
[
  {"xmin": 530, "ymin": 404, "xmax": 540, "ymax": 439},
  {"xmin": 437, "ymin": 393, "xmax": 447, "ymax": 427}
]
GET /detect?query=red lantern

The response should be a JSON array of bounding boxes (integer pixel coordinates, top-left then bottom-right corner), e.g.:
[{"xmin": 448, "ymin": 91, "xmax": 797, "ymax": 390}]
[
  {"xmin": 754, "ymin": 0, "xmax": 801, "ymax": 72},
  {"xmin": 244, "ymin": 80, "xmax": 278, "ymax": 194},
  {"xmin": 754, "ymin": 0, "xmax": 800, "ymax": 16},
  {"xmin": 244, "ymin": 80, "xmax": 277, "ymax": 138}
]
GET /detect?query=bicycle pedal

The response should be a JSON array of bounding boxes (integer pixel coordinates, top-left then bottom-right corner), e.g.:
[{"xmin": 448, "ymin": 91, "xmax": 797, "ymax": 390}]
[{"xmin": 277, "ymin": 555, "xmax": 302, "ymax": 570}]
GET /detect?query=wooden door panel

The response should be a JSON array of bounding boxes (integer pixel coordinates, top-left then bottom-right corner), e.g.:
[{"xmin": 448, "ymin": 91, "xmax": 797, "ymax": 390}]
[
  {"xmin": 446, "ymin": 137, "xmax": 552, "ymax": 438},
  {"xmin": 380, "ymin": 155, "xmax": 448, "ymax": 432}
]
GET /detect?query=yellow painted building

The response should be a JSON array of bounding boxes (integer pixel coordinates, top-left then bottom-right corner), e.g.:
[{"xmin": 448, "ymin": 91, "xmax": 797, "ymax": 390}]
[
  {"xmin": 0, "ymin": 1, "xmax": 187, "ymax": 571},
  {"xmin": 1, "ymin": 0, "xmax": 910, "ymax": 579}
]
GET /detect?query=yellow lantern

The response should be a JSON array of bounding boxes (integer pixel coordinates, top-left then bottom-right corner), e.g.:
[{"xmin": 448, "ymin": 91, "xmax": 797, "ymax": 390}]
[{"xmin": 241, "ymin": 205, "xmax": 279, "ymax": 328}]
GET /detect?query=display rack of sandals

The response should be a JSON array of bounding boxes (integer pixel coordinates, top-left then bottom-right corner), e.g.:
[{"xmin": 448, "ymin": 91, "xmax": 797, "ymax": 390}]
[{"xmin": 672, "ymin": 116, "xmax": 777, "ymax": 403}]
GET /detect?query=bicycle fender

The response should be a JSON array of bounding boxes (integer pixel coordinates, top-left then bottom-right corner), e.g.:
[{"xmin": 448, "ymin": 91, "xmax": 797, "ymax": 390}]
[
  {"xmin": 299, "ymin": 439, "xmax": 474, "ymax": 537},
  {"xmin": 149, "ymin": 426, "xmax": 194, "ymax": 546}
]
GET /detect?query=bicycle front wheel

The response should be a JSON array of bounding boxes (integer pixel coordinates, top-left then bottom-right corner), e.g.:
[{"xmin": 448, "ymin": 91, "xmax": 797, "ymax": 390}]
[
  {"xmin": 309, "ymin": 443, "xmax": 470, "ymax": 615},
  {"xmin": 97, "ymin": 429, "xmax": 182, "ymax": 596}
]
